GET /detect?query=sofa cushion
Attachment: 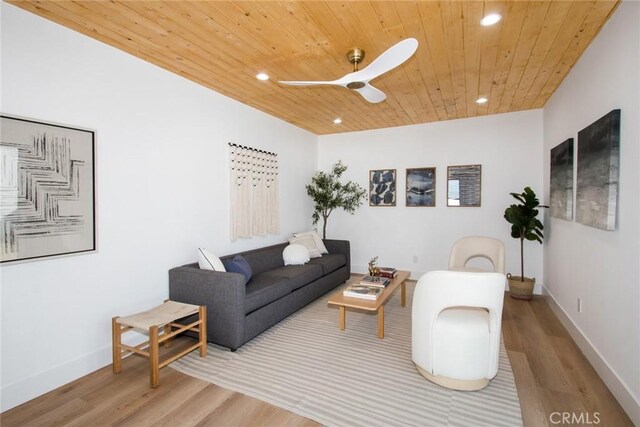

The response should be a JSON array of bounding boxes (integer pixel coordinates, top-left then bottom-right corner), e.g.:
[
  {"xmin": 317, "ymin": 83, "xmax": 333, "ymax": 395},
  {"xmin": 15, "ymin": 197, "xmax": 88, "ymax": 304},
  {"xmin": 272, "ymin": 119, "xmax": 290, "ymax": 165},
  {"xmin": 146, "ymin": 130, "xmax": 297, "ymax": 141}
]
[
  {"xmin": 197, "ymin": 248, "xmax": 225, "ymax": 271},
  {"xmin": 266, "ymin": 264, "xmax": 323, "ymax": 291},
  {"xmin": 294, "ymin": 230, "xmax": 328, "ymax": 254},
  {"xmin": 308, "ymin": 254, "xmax": 347, "ymax": 275},
  {"xmin": 237, "ymin": 243, "xmax": 288, "ymax": 275},
  {"xmin": 283, "ymin": 243, "xmax": 311, "ymax": 265},
  {"xmin": 289, "ymin": 235, "xmax": 321, "ymax": 258},
  {"xmin": 245, "ymin": 273, "xmax": 291, "ymax": 314},
  {"xmin": 223, "ymin": 255, "xmax": 253, "ymax": 284}
]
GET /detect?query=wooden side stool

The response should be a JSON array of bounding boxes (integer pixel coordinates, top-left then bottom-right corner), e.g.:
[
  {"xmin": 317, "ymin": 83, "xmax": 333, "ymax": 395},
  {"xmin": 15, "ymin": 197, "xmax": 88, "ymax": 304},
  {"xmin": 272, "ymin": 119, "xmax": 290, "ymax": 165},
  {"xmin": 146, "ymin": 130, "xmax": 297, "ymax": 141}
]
[{"xmin": 112, "ymin": 300, "xmax": 207, "ymax": 388}]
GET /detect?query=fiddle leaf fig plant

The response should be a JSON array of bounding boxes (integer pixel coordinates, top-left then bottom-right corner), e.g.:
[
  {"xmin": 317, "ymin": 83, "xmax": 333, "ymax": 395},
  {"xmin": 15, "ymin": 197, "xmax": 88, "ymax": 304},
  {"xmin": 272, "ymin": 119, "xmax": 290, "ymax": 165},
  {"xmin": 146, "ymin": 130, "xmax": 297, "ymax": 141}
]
[
  {"xmin": 503, "ymin": 187, "xmax": 547, "ymax": 281},
  {"xmin": 306, "ymin": 161, "xmax": 366, "ymax": 239}
]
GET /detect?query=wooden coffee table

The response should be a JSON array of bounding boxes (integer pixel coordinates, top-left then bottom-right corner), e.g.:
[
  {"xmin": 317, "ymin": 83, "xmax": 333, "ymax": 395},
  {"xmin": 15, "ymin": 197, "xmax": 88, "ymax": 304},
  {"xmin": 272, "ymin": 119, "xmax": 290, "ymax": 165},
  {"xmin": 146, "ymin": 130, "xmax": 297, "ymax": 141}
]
[{"xmin": 328, "ymin": 270, "xmax": 410, "ymax": 339}]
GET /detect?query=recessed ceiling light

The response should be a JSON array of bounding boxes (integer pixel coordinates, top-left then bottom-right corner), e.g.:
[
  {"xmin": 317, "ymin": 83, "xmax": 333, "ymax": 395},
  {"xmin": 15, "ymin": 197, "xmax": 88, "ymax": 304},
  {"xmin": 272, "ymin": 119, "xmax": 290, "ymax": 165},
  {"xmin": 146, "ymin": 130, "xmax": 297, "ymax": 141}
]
[
  {"xmin": 480, "ymin": 14, "xmax": 502, "ymax": 26},
  {"xmin": 256, "ymin": 72, "xmax": 269, "ymax": 81},
  {"xmin": 476, "ymin": 97, "xmax": 488, "ymax": 104},
  {"xmin": 333, "ymin": 118, "xmax": 342, "ymax": 124}
]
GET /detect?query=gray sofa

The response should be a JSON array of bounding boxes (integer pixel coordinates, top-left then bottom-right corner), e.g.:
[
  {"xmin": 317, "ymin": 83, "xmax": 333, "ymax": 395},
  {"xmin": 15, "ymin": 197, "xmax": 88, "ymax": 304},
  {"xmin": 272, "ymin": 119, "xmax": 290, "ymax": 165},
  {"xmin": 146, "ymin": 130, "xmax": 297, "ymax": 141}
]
[{"xmin": 169, "ymin": 239, "xmax": 350, "ymax": 350}]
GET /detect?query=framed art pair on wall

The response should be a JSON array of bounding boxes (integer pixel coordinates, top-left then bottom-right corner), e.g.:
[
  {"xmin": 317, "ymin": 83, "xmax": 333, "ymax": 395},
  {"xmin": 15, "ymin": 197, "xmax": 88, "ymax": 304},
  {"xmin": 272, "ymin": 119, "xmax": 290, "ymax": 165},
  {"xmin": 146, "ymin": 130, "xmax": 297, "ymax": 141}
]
[
  {"xmin": 368, "ymin": 168, "xmax": 435, "ymax": 207},
  {"xmin": 368, "ymin": 165, "xmax": 481, "ymax": 207},
  {"xmin": 549, "ymin": 109, "xmax": 620, "ymax": 231}
]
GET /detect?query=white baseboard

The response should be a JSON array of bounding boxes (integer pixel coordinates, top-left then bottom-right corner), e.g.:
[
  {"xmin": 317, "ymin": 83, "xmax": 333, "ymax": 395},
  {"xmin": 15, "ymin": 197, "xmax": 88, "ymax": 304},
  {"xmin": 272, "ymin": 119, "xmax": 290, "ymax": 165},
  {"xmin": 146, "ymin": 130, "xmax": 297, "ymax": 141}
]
[
  {"xmin": 542, "ymin": 286, "xmax": 640, "ymax": 425},
  {"xmin": 1, "ymin": 332, "xmax": 146, "ymax": 412},
  {"xmin": 533, "ymin": 282, "xmax": 543, "ymax": 295}
]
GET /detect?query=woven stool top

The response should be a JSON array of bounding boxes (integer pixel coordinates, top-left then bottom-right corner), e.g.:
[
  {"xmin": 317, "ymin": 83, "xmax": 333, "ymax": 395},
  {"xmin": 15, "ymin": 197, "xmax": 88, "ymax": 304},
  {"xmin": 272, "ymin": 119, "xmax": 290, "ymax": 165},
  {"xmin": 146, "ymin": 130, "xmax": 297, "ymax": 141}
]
[{"xmin": 117, "ymin": 301, "xmax": 200, "ymax": 330}]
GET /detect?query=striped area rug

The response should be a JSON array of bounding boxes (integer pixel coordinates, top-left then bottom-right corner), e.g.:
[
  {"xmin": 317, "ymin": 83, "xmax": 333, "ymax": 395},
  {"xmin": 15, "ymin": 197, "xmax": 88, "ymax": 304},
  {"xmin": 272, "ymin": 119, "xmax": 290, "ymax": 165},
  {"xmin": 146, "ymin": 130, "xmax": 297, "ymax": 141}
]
[{"xmin": 171, "ymin": 281, "xmax": 523, "ymax": 426}]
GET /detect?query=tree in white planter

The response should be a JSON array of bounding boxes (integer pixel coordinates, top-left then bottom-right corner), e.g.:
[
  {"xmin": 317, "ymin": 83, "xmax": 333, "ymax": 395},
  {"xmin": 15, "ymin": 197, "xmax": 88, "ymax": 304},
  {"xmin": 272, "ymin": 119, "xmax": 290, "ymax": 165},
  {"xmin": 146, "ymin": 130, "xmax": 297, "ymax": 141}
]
[{"xmin": 306, "ymin": 161, "xmax": 366, "ymax": 239}]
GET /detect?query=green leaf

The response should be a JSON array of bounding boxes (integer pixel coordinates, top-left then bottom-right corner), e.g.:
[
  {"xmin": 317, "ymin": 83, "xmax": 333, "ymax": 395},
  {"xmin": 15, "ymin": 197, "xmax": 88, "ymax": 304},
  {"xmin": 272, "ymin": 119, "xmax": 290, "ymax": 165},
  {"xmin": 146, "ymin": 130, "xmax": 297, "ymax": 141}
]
[{"xmin": 504, "ymin": 186, "xmax": 548, "ymax": 276}]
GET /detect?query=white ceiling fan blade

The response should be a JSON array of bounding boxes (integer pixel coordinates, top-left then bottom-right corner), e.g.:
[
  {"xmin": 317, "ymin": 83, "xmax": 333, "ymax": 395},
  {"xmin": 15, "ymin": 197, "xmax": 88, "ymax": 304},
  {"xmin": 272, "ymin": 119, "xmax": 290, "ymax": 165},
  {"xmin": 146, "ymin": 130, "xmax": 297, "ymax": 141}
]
[
  {"xmin": 279, "ymin": 71, "xmax": 356, "ymax": 86},
  {"xmin": 278, "ymin": 80, "xmax": 341, "ymax": 86},
  {"xmin": 355, "ymin": 38, "xmax": 418, "ymax": 82},
  {"xmin": 354, "ymin": 83, "xmax": 386, "ymax": 103}
]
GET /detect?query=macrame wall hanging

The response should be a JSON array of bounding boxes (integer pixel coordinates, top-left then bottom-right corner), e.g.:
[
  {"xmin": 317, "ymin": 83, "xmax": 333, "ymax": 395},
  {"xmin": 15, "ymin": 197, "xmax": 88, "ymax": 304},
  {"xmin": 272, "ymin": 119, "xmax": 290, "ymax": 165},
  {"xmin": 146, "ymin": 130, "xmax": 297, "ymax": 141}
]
[{"xmin": 229, "ymin": 143, "xmax": 279, "ymax": 241}]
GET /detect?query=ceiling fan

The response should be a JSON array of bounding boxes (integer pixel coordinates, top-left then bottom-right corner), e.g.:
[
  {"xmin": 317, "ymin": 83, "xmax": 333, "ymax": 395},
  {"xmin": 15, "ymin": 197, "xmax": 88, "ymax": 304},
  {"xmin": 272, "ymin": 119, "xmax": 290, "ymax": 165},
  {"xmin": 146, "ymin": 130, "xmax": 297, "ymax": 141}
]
[{"xmin": 279, "ymin": 38, "xmax": 419, "ymax": 104}]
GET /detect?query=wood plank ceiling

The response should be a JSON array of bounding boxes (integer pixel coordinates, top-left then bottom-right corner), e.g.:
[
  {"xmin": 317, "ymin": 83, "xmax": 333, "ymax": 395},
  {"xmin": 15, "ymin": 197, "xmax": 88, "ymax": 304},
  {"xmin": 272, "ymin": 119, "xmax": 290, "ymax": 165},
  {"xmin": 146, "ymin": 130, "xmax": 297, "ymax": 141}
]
[{"xmin": 9, "ymin": 1, "xmax": 619, "ymax": 135}]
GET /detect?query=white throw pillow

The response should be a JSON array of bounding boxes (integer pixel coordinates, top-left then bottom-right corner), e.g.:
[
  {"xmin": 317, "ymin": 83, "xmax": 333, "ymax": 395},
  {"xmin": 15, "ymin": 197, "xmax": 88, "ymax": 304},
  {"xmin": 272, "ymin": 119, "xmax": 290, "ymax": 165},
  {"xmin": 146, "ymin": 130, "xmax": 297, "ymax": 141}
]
[
  {"xmin": 289, "ymin": 235, "xmax": 321, "ymax": 258},
  {"xmin": 197, "ymin": 248, "xmax": 226, "ymax": 271},
  {"xmin": 293, "ymin": 230, "xmax": 328, "ymax": 255},
  {"xmin": 283, "ymin": 244, "xmax": 310, "ymax": 266}
]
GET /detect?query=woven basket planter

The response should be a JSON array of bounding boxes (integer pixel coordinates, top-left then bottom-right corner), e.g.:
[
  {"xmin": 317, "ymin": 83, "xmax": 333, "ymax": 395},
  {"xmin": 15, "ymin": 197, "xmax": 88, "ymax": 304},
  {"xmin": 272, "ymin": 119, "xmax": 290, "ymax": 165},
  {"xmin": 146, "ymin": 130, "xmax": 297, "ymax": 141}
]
[{"xmin": 507, "ymin": 274, "xmax": 535, "ymax": 300}]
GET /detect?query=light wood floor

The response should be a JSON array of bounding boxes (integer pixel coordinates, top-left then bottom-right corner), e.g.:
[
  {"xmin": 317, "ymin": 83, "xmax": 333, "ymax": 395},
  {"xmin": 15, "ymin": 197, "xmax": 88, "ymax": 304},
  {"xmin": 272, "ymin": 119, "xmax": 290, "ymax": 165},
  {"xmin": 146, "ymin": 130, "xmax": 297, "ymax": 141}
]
[{"xmin": 2, "ymin": 294, "xmax": 632, "ymax": 427}]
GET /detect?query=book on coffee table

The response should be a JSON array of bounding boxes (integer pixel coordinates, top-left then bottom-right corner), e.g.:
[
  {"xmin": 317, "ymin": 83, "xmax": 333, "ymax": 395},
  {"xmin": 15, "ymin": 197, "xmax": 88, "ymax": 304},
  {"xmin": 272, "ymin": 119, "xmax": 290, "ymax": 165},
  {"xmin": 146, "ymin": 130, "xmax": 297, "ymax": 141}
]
[
  {"xmin": 359, "ymin": 275, "xmax": 390, "ymax": 287},
  {"xmin": 343, "ymin": 284, "xmax": 384, "ymax": 300},
  {"xmin": 378, "ymin": 267, "xmax": 397, "ymax": 279}
]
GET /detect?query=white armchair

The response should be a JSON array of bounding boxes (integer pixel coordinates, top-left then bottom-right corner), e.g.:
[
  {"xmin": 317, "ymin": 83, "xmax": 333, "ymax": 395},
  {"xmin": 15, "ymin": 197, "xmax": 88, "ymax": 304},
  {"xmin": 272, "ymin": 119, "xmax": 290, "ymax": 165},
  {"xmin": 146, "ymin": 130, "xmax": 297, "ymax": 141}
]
[
  {"xmin": 448, "ymin": 236, "xmax": 505, "ymax": 274},
  {"xmin": 411, "ymin": 270, "xmax": 506, "ymax": 390}
]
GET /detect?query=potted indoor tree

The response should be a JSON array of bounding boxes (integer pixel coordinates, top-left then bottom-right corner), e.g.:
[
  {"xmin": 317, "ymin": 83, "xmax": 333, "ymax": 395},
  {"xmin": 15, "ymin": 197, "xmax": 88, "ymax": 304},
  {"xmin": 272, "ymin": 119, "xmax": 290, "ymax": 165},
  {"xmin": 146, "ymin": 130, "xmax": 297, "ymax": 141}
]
[
  {"xmin": 306, "ymin": 161, "xmax": 366, "ymax": 239},
  {"xmin": 503, "ymin": 187, "xmax": 546, "ymax": 300}
]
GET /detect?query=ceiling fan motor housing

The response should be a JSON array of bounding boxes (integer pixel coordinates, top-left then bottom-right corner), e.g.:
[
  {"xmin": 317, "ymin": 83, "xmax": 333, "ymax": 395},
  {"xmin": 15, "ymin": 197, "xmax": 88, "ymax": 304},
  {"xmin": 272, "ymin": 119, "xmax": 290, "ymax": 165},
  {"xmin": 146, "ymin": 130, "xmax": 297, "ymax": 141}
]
[
  {"xmin": 346, "ymin": 47, "xmax": 367, "ymax": 89},
  {"xmin": 347, "ymin": 47, "xmax": 365, "ymax": 65},
  {"xmin": 346, "ymin": 81, "xmax": 366, "ymax": 89}
]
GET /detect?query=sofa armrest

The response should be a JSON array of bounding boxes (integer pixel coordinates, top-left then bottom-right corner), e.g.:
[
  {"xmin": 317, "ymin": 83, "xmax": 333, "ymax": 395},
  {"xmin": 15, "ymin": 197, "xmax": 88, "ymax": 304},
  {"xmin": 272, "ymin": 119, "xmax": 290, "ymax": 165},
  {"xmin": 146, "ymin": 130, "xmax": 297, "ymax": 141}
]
[
  {"xmin": 323, "ymin": 239, "xmax": 350, "ymax": 276},
  {"xmin": 169, "ymin": 266, "xmax": 246, "ymax": 350}
]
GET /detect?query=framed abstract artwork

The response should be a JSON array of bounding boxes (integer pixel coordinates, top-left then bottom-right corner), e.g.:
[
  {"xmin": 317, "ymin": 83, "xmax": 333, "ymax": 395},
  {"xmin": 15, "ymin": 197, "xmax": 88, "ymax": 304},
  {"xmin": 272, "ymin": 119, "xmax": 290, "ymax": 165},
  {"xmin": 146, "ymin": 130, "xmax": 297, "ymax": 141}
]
[
  {"xmin": 447, "ymin": 164, "xmax": 481, "ymax": 207},
  {"xmin": 0, "ymin": 115, "xmax": 96, "ymax": 264},
  {"xmin": 406, "ymin": 167, "xmax": 436, "ymax": 207},
  {"xmin": 369, "ymin": 169, "xmax": 396, "ymax": 206},
  {"xmin": 549, "ymin": 138, "xmax": 574, "ymax": 221},
  {"xmin": 576, "ymin": 109, "xmax": 620, "ymax": 230}
]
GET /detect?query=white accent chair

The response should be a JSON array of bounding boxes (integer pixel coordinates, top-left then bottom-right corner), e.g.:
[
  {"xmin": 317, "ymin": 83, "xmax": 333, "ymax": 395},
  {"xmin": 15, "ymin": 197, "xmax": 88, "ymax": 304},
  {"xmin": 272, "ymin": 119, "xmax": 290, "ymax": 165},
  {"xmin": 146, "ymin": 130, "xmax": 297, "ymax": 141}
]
[
  {"xmin": 411, "ymin": 270, "xmax": 506, "ymax": 390},
  {"xmin": 448, "ymin": 236, "xmax": 505, "ymax": 274}
]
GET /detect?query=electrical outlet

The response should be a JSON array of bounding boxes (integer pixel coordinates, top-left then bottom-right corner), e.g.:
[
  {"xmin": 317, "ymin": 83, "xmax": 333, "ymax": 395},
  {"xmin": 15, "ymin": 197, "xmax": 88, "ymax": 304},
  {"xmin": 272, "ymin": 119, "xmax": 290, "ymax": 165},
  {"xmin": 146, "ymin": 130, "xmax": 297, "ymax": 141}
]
[
  {"xmin": 412, "ymin": 255, "xmax": 418, "ymax": 263},
  {"xmin": 577, "ymin": 298, "xmax": 583, "ymax": 313}
]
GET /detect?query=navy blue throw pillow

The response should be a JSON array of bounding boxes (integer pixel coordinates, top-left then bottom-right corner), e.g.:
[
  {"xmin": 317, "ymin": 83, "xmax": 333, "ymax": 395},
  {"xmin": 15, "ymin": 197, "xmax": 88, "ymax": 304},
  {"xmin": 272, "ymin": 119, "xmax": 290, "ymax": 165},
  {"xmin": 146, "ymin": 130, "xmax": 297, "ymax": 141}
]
[{"xmin": 223, "ymin": 255, "xmax": 253, "ymax": 284}]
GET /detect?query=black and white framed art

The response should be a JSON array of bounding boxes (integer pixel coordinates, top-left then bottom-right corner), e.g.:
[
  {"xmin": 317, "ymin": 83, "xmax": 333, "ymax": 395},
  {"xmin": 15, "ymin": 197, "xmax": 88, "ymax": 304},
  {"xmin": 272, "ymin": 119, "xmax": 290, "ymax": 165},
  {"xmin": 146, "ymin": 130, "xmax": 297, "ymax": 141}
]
[
  {"xmin": 369, "ymin": 169, "xmax": 396, "ymax": 206},
  {"xmin": 447, "ymin": 164, "xmax": 481, "ymax": 207},
  {"xmin": 576, "ymin": 109, "xmax": 620, "ymax": 230},
  {"xmin": 0, "ymin": 115, "xmax": 96, "ymax": 263},
  {"xmin": 406, "ymin": 167, "xmax": 436, "ymax": 207},
  {"xmin": 550, "ymin": 138, "xmax": 574, "ymax": 221}
]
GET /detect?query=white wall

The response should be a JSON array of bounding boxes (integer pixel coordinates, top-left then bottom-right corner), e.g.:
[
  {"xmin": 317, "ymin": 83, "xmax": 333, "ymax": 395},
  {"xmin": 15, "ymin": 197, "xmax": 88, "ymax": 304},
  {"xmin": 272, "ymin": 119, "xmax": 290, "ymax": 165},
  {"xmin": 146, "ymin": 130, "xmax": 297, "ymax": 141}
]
[
  {"xmin": 318, "ymin": 110, "xmax": 544, "ymax": 284},
  {"xmin": 0, "ymin": 3, "xmax": 317, "ymax": 411},
  {"xmin": 542, "ymin": 1, "xmax": 640, "ymax": 423}
]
